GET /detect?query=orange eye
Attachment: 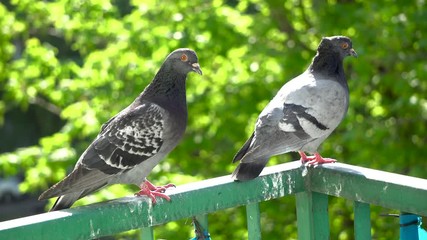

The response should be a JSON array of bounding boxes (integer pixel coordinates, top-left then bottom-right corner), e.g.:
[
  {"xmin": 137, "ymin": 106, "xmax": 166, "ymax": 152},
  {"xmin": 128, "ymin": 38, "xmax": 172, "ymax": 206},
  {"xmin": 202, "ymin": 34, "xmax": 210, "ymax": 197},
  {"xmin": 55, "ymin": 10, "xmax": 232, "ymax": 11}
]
[
  {"xmin": 341, "ymin": 42, "xmax": 349, "ymax": 49},
  {"xmin": 180, "ymin": 54, "xmax": 188, "ymax": 62}
]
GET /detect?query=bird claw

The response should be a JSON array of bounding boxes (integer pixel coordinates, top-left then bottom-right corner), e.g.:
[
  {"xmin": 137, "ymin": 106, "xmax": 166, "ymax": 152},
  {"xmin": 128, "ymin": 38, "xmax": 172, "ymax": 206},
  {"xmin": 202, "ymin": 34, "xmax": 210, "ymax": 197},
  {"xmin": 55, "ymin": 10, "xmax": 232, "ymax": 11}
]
[
  {"xmin": 299, "ymin": 151, "xmax": 337, "ymax": 166},
  {"xmin": 153, "ymin": 183, "xmax": 176, "ymax": 193},
  {"xmin": 305, "ymin": 158, "xmax": 337, "ymax": 166},
  {"xmin": 135, "ymin": 180, "xmax": 175, "ymax": 204}
]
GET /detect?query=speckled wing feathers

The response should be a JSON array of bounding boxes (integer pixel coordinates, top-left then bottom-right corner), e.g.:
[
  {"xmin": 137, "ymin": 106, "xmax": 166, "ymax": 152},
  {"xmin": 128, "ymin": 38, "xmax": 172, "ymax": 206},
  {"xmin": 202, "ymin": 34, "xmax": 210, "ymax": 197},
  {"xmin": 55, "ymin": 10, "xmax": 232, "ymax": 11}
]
[
  {"xmin": 39, "ymin": 102, "xmax": 166, "ymax": 200},
  {"xmin": 95, "ymin": 103, "xmax": 164, "ymax": 170},
  {"xmin": 91, "ymin": 103, "xmax": 164, "ymax": 171}
]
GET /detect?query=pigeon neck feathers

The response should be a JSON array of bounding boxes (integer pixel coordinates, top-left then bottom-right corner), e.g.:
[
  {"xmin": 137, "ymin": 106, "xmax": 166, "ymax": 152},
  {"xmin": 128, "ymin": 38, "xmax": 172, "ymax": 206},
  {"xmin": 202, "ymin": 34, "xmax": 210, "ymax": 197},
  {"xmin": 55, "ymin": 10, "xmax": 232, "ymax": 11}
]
[
  {"xmin": 133, "ymin": 48, "xmax": 201, "ymax": 112},
  {"xmin": 309, "ymin": 48, "xmax": 346, "ymax": 84},
  {"xmin": 308, "ymin": 36, "xmax": 356, "ymax": 89},
  {"xmin": 138, "ymin": 64, "xmax": 188, "ymax": 111}
]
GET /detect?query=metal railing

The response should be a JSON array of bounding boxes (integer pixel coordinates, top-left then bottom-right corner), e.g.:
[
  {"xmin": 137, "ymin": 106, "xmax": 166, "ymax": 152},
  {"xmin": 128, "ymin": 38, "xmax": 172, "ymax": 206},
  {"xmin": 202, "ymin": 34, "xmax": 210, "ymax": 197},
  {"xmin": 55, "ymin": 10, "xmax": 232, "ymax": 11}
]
[{"xmin": 1, "ymin": 161, "xmax": 426, "ymax": 240}]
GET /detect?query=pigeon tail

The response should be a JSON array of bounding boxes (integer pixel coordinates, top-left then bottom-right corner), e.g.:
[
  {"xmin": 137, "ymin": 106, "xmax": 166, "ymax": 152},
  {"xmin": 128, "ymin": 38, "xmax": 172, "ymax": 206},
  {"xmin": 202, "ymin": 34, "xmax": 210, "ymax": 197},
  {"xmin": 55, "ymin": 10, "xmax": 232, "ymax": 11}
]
[
  {"xmin": 50, "ymin": 193, "xmax": 80, "ymax": 211},
  {"xmin": 232, "ymin": 157, "xmax": 269, "ymax": 181},
  {"xmin": 49, "ymin": 182, "xmax": 109, "ymax": 211},
  {"xmin": 38, "ymin": 167, "xmax": 110, "ymax": 201},
  {"xmin": 232, "ymin": 133, "xmax": 254, "ymax": 163}
]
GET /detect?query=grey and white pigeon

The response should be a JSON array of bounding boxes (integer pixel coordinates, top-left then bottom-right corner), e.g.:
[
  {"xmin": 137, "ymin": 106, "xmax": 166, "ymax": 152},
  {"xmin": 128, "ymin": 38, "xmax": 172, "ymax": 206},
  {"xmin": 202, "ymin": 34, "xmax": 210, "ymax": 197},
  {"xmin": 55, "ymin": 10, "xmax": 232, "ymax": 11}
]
[
  {"xmin": 39, "ymin": 48, "xmax": 202, "ymax": 211},
  {"xmin": 232, "ymin": 36, "xmax": 357, "ymax": 181}
]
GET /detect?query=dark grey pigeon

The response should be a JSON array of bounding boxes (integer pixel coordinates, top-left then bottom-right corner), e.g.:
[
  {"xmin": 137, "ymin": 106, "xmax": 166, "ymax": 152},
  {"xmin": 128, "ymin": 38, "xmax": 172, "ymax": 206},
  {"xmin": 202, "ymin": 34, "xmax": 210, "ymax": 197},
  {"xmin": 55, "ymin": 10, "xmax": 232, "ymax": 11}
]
[
  {"xmin": 232, "ymin": 36, "xmax": 357, "ymax": 181},
  {"xmin": 39, "ymin": 48, "xmax": 202, "ymax": 211}
]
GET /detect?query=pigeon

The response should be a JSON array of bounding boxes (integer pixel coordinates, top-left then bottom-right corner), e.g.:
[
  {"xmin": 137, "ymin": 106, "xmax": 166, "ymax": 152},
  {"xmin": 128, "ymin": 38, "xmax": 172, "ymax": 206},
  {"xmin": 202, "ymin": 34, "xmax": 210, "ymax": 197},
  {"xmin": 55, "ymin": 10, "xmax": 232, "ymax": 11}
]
[
  {"xmin": 232, "ymin": 36, "xmax": 357, "ymax": 181},
  {"xmin": 39, "ymin": 48, "xmax": 202, "ymax": 211}
]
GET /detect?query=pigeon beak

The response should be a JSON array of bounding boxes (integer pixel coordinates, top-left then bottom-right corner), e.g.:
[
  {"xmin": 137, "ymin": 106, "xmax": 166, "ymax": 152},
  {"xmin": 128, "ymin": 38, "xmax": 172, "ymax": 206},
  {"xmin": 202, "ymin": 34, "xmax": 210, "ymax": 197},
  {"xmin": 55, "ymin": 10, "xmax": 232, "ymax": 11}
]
[
  {"xmin": 349, "ymin": 48, "xmax": 358, "ymax": 58},
  {"xmin": 191, "ymin": 62, "xmax": 203, "ymax": 75}
]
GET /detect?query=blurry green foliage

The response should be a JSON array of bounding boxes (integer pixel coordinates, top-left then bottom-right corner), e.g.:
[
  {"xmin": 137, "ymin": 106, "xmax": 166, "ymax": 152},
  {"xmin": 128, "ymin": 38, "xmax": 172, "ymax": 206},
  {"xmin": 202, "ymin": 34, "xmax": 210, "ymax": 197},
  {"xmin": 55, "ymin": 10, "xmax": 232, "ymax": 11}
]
[{"xmin": 0, "ymin": 0, "xmax": 426, "ymax": 239}]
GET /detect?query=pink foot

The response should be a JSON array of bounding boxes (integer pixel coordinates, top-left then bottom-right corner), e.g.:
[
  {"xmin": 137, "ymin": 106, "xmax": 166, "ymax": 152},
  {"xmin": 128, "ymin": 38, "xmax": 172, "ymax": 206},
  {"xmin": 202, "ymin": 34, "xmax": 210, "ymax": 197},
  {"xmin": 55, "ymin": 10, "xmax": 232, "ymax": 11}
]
[
  {"xmin": 299, "ymin": 151, "xmax": 337, "ymax": 166},
  {"xmin": 135, "ymin": 180, "xmax": 175, "ymax": 204}
]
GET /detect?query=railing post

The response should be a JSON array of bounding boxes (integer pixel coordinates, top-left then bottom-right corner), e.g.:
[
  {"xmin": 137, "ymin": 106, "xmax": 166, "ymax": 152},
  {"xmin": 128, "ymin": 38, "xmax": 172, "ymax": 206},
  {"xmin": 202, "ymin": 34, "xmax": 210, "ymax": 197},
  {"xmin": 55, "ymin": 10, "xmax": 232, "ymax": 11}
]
[
  {"xmin": 354, "ymin": 201, "xmax": 371, "ymax": 240},
  {"xmin": 246, "ymin": 202, "xmax": 262, "ymax": 240},
  {"xmin": 140, "ymin": 226, "xmax": 154, "ymax": 240},
  {"xmin": 296, "ymin": 191, "xmax": 329, "ymax": 240}
]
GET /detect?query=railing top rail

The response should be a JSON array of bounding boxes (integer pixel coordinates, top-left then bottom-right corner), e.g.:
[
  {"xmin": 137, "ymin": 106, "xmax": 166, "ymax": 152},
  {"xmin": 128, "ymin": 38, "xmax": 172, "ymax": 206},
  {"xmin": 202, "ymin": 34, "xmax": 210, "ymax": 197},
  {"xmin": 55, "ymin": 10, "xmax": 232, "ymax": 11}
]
[
  {"xmin": 1, "ymin": 161, "xmax": 426, "ymax": 240},
  {"xmin": 0, "ymin": 162, "xmax": 305, "ymax": 240},
  {"xmin": 306, "ymin": 163, "xmax": 427, "ymax": 215}
]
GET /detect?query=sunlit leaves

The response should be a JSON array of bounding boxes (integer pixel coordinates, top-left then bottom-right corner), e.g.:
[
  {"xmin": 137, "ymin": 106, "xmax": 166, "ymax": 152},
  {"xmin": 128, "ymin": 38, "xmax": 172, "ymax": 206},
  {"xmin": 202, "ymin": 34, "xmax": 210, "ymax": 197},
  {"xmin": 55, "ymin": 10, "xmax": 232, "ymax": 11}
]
[{"xmin": 1, "ymin": 0, "xmax": 427, "ymax": 239}]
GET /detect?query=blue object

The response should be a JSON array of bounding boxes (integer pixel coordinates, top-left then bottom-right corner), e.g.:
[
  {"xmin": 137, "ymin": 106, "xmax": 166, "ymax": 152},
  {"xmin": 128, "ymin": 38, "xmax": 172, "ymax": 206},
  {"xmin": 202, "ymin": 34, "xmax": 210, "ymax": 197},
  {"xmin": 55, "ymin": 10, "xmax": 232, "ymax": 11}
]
[
  {"xmin": 190, "ymin": 230, "xmax": 211, "ymax": 240},
  {"xmin": 191, "ymin": 217, "xmax": 212, "ymax": 240},
  {"xmin": 400, "ymin": 214, "xmax": 427, "ymax": 240}
]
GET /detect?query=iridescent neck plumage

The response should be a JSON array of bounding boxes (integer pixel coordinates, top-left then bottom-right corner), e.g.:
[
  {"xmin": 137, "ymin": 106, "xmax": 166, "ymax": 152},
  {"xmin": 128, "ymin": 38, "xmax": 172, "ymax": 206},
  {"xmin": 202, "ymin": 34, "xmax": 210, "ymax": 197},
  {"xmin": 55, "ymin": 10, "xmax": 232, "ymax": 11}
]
[
  {"xmin": 137, "ymin": 64, "xmax": 188, "ymax": 110},
  {"xmin": 309, "ymin": 50, "xmax": 347, "ymax": 89}
]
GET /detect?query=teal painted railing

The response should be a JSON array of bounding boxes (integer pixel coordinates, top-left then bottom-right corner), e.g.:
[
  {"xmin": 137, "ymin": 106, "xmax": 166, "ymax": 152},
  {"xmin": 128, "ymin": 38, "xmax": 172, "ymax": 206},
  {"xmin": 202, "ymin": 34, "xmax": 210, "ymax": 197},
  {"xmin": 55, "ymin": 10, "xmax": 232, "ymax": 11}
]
[
  {"xmin": 1, "ymin": 161, "xmax": 427, "ymax": 239},
  {"xmin": 400, "ymin": 214, "xmax": 427, "ymax": 240}
]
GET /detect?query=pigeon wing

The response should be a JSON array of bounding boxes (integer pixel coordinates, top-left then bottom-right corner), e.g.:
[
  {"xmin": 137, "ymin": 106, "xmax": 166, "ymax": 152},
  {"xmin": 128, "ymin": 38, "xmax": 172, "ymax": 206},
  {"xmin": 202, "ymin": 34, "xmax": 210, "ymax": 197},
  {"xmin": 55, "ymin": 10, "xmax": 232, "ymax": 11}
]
[
  {"xmin": 39, "ymin": 102, "xmax": 165, "ymax": 199},
  {"xmin": 87, "ymin": 102, "xmax": 165, "ymax": 173}
]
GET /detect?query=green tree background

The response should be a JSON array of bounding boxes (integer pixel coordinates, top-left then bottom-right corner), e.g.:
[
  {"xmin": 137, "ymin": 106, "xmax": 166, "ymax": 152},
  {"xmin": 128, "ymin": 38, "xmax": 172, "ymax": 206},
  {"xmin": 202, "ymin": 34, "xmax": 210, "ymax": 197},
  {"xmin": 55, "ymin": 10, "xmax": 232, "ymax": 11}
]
[{"xmin": 1, "ymin": 0, "xmax": 426, "ymax": 239}]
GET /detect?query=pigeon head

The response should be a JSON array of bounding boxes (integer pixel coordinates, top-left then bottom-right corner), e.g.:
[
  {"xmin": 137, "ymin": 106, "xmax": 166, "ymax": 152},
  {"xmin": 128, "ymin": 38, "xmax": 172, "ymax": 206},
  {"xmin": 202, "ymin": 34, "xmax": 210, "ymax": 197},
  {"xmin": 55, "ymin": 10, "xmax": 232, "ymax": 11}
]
[
  {"xmin": 165, "ymin": 48, "xmax": 203, "ymax": 75},
  {"xmin": 318, "ymin": 36, "xmax": 358, "ymax": 60}
]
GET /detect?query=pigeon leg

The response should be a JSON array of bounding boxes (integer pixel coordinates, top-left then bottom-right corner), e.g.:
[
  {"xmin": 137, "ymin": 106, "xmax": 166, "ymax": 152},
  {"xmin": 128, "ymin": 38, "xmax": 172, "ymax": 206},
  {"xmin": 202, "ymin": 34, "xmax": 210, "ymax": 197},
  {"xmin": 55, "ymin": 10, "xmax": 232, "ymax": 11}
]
[
  {"xmin": 299, "ymin": 151, "xmax": 337, "ymax": 165},
  {"xmin": 299, "ymin": 151, "xmax": 312, "ymax": 163},
  {"xmin": 135, "ymin": 180, "xmax": 175, "ymax": 204}
]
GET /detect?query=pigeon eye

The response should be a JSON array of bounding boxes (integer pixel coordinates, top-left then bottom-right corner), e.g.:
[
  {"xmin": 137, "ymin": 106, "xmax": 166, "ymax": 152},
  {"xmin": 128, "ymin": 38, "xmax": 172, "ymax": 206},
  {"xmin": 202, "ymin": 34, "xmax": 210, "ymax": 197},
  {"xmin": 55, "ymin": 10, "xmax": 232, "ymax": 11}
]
[
  {"xmin": 341, "ymin": 42, "xmax": 349, "ymax": 49},
  {"xmin": 180, "ymin": 54, "xmax": 188, "ymax": 62}
]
